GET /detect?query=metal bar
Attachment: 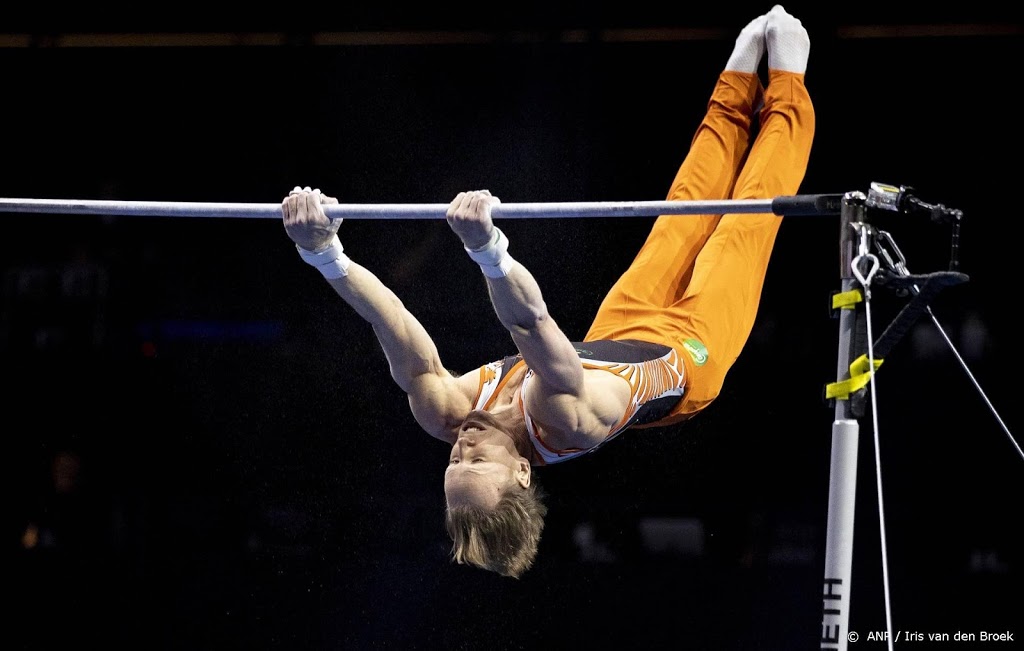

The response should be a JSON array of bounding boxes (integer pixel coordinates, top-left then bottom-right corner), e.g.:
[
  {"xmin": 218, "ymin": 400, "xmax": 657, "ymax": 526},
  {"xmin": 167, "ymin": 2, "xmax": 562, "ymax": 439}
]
[{"xmin": 0, "ymin": 197, "xmax": 784, "ymax": 220}]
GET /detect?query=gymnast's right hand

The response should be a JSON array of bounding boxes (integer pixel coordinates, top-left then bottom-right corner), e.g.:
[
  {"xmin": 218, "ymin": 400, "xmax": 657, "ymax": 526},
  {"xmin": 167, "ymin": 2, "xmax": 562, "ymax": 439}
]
[{"xmin": 281, "ymin": 186, "xmax": 341, "ymax": 252}]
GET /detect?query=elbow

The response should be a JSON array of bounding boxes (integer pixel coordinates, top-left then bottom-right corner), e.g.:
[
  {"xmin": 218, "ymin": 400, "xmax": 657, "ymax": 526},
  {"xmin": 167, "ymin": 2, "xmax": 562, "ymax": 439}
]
[
  {"xmin": 505, "ymin": 303, "xmax": 550, "ymax": 335},
  {"xmin": 388, "ymin": 293, "xmax": 407, "ymax": 313}
]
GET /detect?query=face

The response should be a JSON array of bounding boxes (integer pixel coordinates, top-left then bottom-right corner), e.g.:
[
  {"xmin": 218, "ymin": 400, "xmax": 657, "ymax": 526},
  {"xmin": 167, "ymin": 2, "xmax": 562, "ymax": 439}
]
[{"xmin": 444, "ymin": 410, "xmax": 530, "ymax": 511}]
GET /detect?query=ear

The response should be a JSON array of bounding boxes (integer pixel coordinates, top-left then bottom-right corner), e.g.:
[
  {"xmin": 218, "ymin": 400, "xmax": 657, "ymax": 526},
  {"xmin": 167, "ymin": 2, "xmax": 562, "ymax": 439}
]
[{"xmin": 515, "ymin": 460, "xmax": 531, "ymax": 488}]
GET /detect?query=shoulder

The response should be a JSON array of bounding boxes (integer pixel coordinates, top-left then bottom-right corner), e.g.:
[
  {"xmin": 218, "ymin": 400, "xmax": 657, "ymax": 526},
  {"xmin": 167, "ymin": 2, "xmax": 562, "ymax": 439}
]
[
  {"xmin": 411, "ymin": 358, "xmax": 527, "ymax": 443},
  {"xmin": 408, "ymin": 368, "xmax": 481, "ymax": 444}
]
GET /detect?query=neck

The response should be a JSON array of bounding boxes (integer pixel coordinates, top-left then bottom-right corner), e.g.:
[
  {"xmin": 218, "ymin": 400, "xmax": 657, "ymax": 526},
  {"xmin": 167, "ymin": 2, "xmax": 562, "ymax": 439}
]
[{"xmin": 482, "ymin": 404, "xmax": 532, "ymax": 459}]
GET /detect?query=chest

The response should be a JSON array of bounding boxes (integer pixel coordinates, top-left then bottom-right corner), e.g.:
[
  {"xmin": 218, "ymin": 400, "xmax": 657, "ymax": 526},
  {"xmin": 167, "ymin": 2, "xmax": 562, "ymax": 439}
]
[{"xmin": 521, "ymin": 367, "xmax": 631, "ymax": 450}]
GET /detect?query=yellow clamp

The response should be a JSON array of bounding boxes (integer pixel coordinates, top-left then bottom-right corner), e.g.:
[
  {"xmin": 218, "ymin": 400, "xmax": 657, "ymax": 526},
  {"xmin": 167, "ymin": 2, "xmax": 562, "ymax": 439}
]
[
  {"xmin": 825, "ymin": 354, "xmax": 884, "ymax": 401},
  {"xmin": 831, "ymin": 289, "xmax": 863, "ymax": 311}
]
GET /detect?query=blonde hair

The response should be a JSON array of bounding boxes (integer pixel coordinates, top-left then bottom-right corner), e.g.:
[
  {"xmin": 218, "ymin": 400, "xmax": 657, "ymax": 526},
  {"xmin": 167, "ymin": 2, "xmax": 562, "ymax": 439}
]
[{"xmin": 445, "ymin": 482, "xmax": 548, "ymax": 578}]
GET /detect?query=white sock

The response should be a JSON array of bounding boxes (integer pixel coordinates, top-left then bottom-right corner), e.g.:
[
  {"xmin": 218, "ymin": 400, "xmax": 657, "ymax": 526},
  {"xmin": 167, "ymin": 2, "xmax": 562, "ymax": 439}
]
[
  {"xmin": 724, "ymin": 14, "xmax": 768, "ymax": 74},
  {"xmin": 766, "ymin": 4, "xmax": 811, "ymax": 74}
]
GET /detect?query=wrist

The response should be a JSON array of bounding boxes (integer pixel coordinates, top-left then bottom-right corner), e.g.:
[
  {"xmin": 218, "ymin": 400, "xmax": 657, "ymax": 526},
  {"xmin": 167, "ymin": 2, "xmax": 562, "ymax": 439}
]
[
  {"xmin": 297, "ymin": 234, "xmax": 351, "ymax": 279},
  {"xmin": 466, "ymin": 228, "xmax": 498, "ymax": 253},
  {"xmin": 464, "ymin": 227, "xmax": 514, "ymax": 278}
]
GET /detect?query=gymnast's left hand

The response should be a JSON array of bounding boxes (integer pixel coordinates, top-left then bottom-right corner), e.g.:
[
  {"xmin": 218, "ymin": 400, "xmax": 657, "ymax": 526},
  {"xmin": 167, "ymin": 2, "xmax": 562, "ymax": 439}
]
[
  {"xmin": 446, "ymin": 189, "xmax": 500, "ymax": 250},
  {"xmin": 281, "ymin": 186, "xmax": 341, "ymax": 252}
]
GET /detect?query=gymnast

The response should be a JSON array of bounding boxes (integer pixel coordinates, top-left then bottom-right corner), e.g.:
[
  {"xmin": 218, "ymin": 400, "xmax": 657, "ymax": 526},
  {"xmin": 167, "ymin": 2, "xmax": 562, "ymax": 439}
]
[{"xmin": 281, "ymin": 4, "xmax": 815, "ymax": 578}]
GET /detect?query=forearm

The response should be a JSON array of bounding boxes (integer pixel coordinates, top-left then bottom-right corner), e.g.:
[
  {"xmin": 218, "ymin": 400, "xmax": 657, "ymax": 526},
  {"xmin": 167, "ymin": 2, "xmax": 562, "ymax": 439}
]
[
  {"xmin": 325, "ymin": 261, "xmax": 446, "ymax": 392},
  {"xmin": 464, "ymin": 225, "xmax": 550, "ymax": 332},
  {"xmin": 483, "ymin": 261, "xmax": 583, "ymax": 394},
  {"xmin": 484, "ymin": 261, "xmax": 547, "ymax": 333}
]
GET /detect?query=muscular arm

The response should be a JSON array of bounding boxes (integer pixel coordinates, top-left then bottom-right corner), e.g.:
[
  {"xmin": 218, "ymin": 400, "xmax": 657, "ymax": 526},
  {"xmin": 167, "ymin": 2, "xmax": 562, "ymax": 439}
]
[
  {"xmin": 483, "ymin": 263, "xmax": 583, "ymax": 396},
  {"xmin": 448, "ymin": 191, "xmax": 623, "ymax": 438},
  {"xmin": 483, "ymin": 247, "xmax": 627, "ymax": 439},
  {"xmin": 284, "ymin": 188, "xmax": 471, "ymax": 442},
  {"xmin": 327, "ymin": 263, "xmax": 468, "ymax": 432}
]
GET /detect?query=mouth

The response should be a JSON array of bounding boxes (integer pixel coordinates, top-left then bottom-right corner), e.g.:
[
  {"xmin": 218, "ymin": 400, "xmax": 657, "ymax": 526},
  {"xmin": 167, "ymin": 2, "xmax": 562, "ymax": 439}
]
[{"xmin": 460, "ymin": 410, "xmax": 499, "ymax": 433}]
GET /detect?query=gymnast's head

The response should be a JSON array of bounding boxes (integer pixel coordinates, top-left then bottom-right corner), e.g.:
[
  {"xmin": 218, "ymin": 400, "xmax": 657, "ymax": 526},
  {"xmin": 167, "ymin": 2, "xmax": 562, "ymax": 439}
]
[{"xmin": 443, "ymin": 408, "xmax": 547, "ymax": 578}]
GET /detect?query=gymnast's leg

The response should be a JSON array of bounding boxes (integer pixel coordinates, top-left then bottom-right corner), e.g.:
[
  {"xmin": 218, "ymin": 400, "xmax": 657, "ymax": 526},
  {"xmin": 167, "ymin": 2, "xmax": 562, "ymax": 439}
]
[
  {"xmin": 660, "ymin": 4, "xmax": 816, "ymax": 418},
  {"xmin": 585, "ymin": 11, "xmax": 769, "ymax": 344}
]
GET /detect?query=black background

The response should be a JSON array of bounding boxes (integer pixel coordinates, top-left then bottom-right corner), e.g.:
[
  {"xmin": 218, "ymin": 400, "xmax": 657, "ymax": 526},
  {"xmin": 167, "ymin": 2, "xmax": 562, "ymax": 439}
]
[{"xmin": 4, "ymin": 3, "xmax": 1021, "ymax": 650}]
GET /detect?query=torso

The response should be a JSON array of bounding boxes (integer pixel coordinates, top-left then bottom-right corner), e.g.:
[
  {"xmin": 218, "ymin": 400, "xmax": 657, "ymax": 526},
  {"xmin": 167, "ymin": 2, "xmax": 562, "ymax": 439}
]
[
  {"xmin": 475, "ymin": 361, "xmax": 630, "ymax": 454},
  {"xmin": 454, "ymin": 340, "xmax": 688, "ymax": 464}
]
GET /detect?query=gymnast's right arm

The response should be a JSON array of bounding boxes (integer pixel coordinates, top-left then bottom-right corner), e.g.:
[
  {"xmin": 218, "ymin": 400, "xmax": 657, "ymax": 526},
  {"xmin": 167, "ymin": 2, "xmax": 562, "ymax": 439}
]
[{"xmin": 281, "ymin": 187, "xmax": 472, "ymax": 443}]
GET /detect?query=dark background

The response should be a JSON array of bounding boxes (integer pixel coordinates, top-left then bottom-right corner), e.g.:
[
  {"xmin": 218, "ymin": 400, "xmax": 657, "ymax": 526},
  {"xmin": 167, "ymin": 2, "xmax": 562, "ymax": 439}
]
[{"xmin": 4, "ymin": 3, "xmax": 1021, "ymax": 649}]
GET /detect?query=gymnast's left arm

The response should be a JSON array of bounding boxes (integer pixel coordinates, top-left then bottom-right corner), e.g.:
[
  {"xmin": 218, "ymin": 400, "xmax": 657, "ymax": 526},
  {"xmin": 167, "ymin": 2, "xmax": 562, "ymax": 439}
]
[{"xmin": 446, "ymin": 190, "xmax": 612, "ymax": 435}]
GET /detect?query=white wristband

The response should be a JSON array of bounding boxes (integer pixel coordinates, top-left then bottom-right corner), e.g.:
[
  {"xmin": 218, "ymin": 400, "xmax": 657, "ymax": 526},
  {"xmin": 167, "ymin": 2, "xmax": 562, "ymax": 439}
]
[
  {"xmin": 465, "ymin": 227, "xmax": 515, "ymax": 278},
  {"xmin": 297, "ymin": 235, "xmax": 351, "ymax": 279}
]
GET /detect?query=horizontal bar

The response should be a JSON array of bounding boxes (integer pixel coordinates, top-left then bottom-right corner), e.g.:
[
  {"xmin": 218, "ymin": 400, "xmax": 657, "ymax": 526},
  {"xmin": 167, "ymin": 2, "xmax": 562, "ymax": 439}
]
[{"xmin": 0, "ymin": 195, "xmax": 842, "ymax": 219}]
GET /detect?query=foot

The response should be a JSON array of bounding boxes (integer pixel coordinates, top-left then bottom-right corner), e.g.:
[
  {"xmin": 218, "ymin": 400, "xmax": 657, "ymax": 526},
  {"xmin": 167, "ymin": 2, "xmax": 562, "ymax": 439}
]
[
  {"xmin": 766, "ymin": 5, "xmax": 810, "ymax": 74},
  {"xmin": 725, "ymin": 13, "xmax": 769, "ymax": 74}
]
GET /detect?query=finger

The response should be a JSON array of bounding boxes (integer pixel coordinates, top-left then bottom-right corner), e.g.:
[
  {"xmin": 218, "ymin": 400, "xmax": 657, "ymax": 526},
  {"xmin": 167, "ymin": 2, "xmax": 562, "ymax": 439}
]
[
  {"xmin": 447, "ymin": 192, "xmax": 466, "ymax": 219},
  {"xmin": 470, "ymin": 192, "xmax": 489, "ymax": 217},
  {"xmin": 286, "ymin": 194, "xmax": 301, "ymax": 222},
  {"xmin": 459, "ymin": 191, "xmax": 477, "ymax": 215},
  {"xmin": 290, "ymin": 193, "xmax": 306, "ymax": 223},
  {"xmin": 310, "ymin": 188, "xmax": 324, "ymax": 217},
  {"xmin": 303, "ymin": 190, "xmax": 322, "ymax": 222},
  {"xmin": 473, "ymin": 190, "xmax": 496, "ymax": 214}
]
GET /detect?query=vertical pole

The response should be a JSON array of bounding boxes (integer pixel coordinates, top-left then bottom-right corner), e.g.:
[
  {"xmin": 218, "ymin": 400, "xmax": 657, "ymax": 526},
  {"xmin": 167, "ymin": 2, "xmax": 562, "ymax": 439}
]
[{"xmin": 821, "ymin": 192, "xmax": 868, "ymax": 650}]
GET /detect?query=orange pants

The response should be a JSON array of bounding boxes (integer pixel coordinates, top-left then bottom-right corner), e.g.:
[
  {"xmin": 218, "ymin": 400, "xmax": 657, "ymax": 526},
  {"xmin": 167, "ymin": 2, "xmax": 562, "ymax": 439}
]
[{"xmin": 584, "ymin": 70, "xmax": 815, "ymax": 424}]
